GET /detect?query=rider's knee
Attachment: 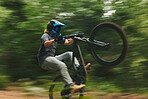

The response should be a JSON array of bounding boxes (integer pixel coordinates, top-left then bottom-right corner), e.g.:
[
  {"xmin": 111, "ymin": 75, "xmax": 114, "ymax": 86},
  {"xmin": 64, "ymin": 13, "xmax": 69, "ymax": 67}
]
[{"xmin": 66, "ymin": 51, "xmax": 73, "ymax": 57}]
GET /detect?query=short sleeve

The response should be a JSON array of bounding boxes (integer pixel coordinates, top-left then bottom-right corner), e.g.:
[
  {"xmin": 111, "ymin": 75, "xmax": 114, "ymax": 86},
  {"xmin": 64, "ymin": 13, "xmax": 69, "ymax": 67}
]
[{"xmin": 41, "ymin": 33, "xmax": 50, "ymax": 44}]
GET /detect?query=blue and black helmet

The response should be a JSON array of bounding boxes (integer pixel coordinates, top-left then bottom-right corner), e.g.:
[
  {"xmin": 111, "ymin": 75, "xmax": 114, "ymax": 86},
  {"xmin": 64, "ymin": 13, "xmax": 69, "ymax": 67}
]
[{"xmin": 46, "ymin": 19, "xmax": 66, "ymax": 38}]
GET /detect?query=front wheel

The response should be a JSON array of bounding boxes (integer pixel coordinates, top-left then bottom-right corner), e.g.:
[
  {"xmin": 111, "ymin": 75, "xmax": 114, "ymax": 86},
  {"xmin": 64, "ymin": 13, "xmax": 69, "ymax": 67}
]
[{"xmin": 89, "ymin": 22, "xmax": 128, "ymax": 66}]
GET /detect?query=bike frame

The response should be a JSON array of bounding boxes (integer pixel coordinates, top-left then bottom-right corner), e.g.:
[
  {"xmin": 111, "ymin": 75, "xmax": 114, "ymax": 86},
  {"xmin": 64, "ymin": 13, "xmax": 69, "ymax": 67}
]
[
  {"xmin": 49, "ymin": 35, "xmax": 110, "ymax": 99},
  {"xmin": 49, "ymin": 21, "xmax": 128, "ymax": 99},
  {"xmin": 66, "ymin": 36, "xmax": 110, "ymax": 97},
  {"xmin": 69, "ymin": 36, "xmax": 110, "ymax": 81},
  {"xmin": 70, "ymin": 36, "xmax": 110, "ymax": 69}
]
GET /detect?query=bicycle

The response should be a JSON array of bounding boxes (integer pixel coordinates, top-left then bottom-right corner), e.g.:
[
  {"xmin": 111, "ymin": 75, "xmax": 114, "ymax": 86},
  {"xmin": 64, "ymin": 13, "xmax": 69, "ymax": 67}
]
[{"xmin": 49, "ymin": 22, "xmax": 128, "ymax": 99}]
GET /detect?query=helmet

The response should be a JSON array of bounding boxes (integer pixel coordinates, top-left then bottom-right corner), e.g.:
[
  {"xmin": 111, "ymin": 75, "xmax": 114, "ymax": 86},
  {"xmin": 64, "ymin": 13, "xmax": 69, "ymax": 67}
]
[{"xmin": 46, "ymin": 19, "xmax": 66, "ymax": 38}]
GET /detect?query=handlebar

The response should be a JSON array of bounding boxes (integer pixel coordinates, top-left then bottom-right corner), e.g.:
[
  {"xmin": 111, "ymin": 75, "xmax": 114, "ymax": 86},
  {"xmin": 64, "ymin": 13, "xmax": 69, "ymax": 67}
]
[
  {"xmin": 63, "ymin": 33, "xmax": 84, "ymax": 39},
  {"xmin": 62, "ymin": 33, "xmax": 109, "ymax": 47}
]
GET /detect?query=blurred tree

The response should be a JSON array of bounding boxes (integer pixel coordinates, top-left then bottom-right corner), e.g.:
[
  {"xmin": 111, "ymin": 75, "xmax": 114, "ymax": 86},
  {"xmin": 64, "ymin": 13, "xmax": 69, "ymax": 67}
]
[
  {"xmin": 0, "ymin": 0, "xmax": 104, "ymax": 81},
  {"xmin": 0, "ymin": 0, "xmax": 147, "ymax": 93},
  {"xmin": 95, "ymin": 0, "xmax": 148, "ymax": 91},
  {"xmin": 113, "ymin": 0, "xmax": 148, "ymax": 79}
]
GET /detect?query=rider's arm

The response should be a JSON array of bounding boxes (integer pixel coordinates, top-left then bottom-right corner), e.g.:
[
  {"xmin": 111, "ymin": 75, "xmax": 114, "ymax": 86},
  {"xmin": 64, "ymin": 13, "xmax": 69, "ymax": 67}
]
[
  {"xmin": 41, "ymin": 33, "xmax": 56, "ymax": 47},
  {"xmin": 44, "ymin": 39, "xmax": 73, "ymax": 47},
  {"xmin": 44, "ymin": 39, "xmax": 55, "ymax": 47},
  {"xmin": 64, "ymin": 39, "xmax": 74, "ymax": 45}
]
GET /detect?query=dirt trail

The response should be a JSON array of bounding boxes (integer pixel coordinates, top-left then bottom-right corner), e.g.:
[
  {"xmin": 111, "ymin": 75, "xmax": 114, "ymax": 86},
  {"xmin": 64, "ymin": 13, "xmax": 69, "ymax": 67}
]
[
  {"xmin": 0, "ymin": 87, "xmax": 147, "ymax": 99},
  {"xmin": 0, "ymin": 90, "xmax": 47, "ymax": 99}
]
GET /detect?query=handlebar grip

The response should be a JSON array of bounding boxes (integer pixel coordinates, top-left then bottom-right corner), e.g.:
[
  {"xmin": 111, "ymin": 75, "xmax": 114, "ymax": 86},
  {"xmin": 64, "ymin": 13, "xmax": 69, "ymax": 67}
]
[{"xmin": 63, "ymin": 33, "xmax": 84, "ymax": 39}]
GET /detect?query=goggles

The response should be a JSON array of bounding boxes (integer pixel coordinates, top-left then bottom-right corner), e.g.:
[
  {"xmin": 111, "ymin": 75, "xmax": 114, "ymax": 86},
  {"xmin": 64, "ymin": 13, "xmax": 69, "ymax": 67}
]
[{"xmin": 55, "ymin": 26, "xmax": 61, "ymax": 33}]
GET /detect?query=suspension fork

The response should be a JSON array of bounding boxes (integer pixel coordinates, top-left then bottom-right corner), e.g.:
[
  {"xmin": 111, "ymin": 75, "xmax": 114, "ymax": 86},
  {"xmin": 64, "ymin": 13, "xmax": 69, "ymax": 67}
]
[
  {"xmin": 72, "ymin": 39, "xmax": 86, "ymax": 97},
  {"xmin": 72, "ymin": 39, "xmax": 85, "ymax": 72}
]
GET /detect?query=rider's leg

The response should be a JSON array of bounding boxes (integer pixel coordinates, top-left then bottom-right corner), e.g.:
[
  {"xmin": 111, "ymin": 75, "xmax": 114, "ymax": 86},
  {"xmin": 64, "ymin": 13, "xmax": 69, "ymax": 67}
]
[
  {"xmin": 55, "ymin": 51, "xmax": 80, "ymax": 67},
  {"xmin": 55, "ymin": 51, "xmax": 91, "ymax": 73},
  {"xmin": 41, "ymin": 56, "xmax": 73, "ymax": 85},
  {"xmin": 41, "ymin": 56, "xmax": 85, "ymax": 93}
]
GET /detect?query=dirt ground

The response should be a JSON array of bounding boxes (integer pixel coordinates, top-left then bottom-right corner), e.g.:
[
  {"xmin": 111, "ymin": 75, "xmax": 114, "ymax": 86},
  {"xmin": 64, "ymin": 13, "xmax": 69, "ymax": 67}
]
[{"xmin": 0, "ymin": 87, "xmax": 148, "ymax": 99}]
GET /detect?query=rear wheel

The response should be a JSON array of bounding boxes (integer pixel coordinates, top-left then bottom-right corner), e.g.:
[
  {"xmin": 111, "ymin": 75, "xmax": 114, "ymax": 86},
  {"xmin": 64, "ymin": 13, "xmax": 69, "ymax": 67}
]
[{"xmin": 89, "ymin": 22, "xmax": 128, "ymax": 66}]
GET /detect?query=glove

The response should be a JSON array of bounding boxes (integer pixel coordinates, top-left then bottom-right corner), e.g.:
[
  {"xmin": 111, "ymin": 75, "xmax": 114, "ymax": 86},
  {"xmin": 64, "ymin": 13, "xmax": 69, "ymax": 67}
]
[{"xmin": 54, "ymin": 36, "xmax": 63, "ymax": 43}]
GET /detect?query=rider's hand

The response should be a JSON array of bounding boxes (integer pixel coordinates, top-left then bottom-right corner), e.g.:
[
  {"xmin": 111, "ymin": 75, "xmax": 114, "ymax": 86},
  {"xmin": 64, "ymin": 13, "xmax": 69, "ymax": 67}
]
[
  {"xmin": 64, "ymin": 39, "xmax": 74, "ymax": 45},
  {"xmin": 54, "ymin": 36, "xmax": 63, "ymax": 42}
]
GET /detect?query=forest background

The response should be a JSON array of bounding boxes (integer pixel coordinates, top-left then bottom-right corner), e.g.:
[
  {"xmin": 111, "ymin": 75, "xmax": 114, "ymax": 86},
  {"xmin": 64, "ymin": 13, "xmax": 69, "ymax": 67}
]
[{"xmin": 0, "ymin": 0, "xmax": 148, "ymax": 96}]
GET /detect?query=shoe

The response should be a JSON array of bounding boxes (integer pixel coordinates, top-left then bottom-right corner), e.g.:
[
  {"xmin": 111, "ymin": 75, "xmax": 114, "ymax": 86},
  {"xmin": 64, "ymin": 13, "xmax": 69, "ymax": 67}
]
[
  {"xmin": 70, "ymin": 84, "xmax": 85, "ymax": 94},
  {"xmin": 85, "ymin": 63, "xmax": 91, "ymax": 73}
]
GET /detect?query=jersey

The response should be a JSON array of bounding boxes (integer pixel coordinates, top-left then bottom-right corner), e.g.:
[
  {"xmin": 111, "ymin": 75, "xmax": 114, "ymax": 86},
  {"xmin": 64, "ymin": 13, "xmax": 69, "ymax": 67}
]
[{"xmin": 37, "ymin": 33, "xmax": 65, "ymax": 65}]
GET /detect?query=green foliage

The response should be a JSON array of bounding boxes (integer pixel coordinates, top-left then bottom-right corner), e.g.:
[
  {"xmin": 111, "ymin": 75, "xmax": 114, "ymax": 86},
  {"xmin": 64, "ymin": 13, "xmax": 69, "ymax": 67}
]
[
  {"xmin": 0, "ymin": 65, "xmax": 10, "ymax": 88},
  {"xmin": 0, "ymin": 0, "xmax": 148, "ymax": 94}
]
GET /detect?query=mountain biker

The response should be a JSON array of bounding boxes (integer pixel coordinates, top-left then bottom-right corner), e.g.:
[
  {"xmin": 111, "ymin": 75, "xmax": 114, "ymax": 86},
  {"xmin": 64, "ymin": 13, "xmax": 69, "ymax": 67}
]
[{"xmin": 37, "ymin": 19, "xmax": 91, "ymax": 93}]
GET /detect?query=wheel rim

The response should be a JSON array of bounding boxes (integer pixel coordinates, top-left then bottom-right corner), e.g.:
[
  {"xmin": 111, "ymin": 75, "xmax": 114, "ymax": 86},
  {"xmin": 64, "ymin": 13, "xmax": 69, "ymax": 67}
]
[{"xmin": 90, "ymin": 24, "xmax": 127, "ymax": 64}]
